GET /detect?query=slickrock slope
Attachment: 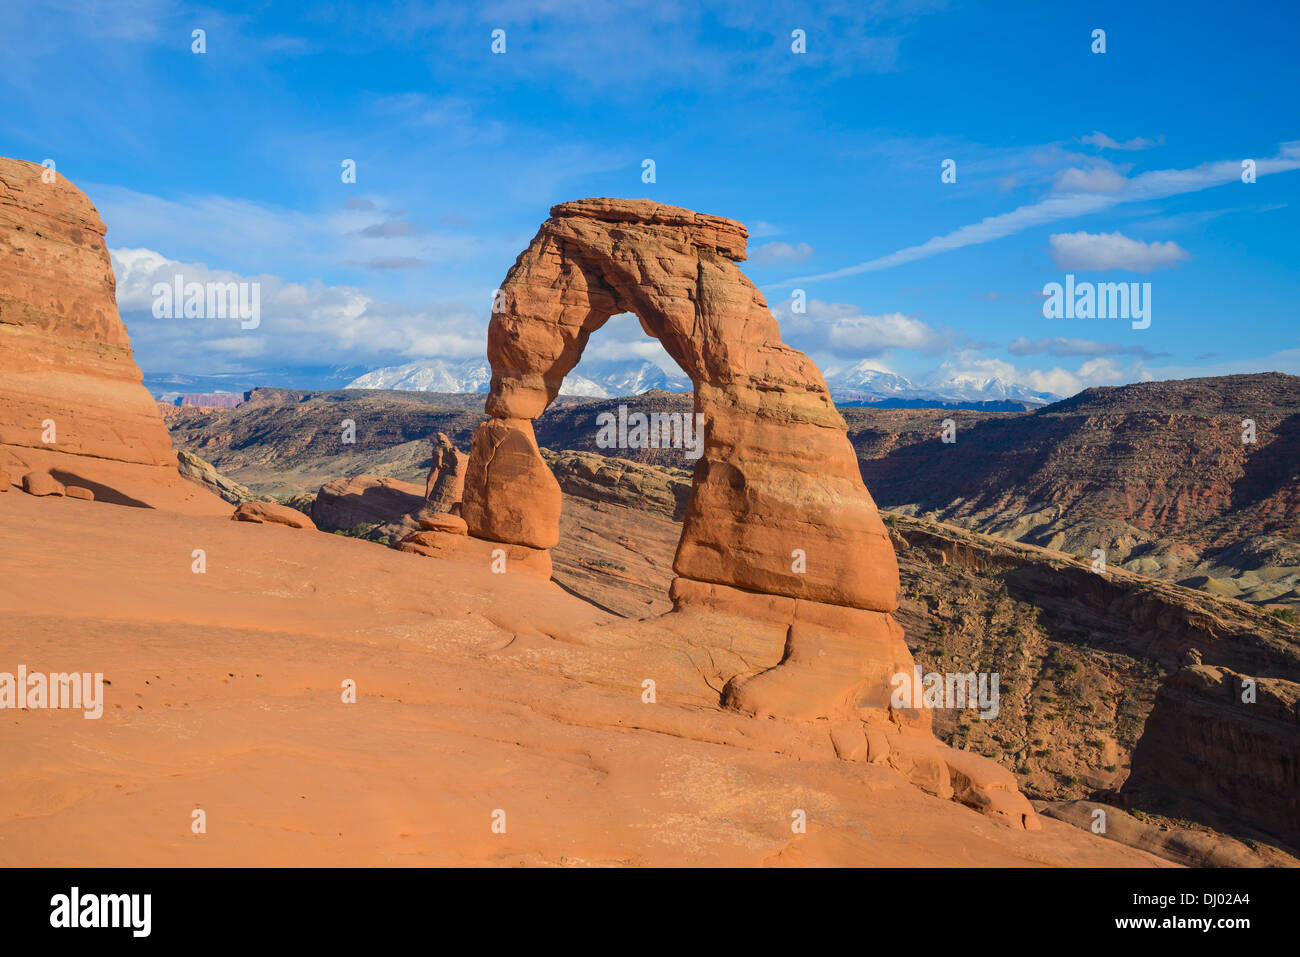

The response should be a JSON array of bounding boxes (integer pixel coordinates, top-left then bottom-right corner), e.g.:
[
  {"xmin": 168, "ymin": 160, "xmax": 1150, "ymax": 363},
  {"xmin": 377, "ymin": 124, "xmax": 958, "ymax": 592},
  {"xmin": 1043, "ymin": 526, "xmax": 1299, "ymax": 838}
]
[
  {"xmin": 462, "ymin": 450, "xmax": 1299, "ymax": 862},
  {"xmin": 0, "ymin": 488, "xmax": 1168, "ymax": 866},
  {"xmin": 459, "ymin": 198, "xmax": 1036, "ymax": 828},
  {"xmin": 0, "ymin": 157, "xmax": 225, "ymax": 514}
]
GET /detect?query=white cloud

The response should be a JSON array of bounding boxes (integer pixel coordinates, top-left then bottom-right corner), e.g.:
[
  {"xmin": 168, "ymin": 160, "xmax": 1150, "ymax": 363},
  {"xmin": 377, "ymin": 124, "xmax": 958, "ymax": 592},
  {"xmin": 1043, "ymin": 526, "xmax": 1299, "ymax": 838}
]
[
  {"xmin": 88, "ymin": 182, "xmax": 485, "ymax": 277},
  {"xmin": 771, "ymin": 141, "xmax": 1300, "ymax": 287},
  {"xmin": 769, "ymin": 297, "xmax": 959, "ymax": 358},
  {"xmin": 1053, "ymin": 165, "xmax": 1130, "ymax": 193},
  {"xmin": 929, "ymin": 351, "xmax": 1142, "ymax": 398},
  {"xmin": 1049, "ymin": 231, "xmax": 1190, "ymax": 272},
  {"xmin": 1008, "ymin": 336, "xmax": 1159, "ymax": 358},
  {"xmin": 750, "ymin": 241, "xmax": 813, "ymax": 265},
  {"xmin": 1080, "ymin": 131, "xmax": 1157, "ymax": 151},
  {"xmin": 110, "ymin": 247, "xmax": 485, "ymax": 372}
]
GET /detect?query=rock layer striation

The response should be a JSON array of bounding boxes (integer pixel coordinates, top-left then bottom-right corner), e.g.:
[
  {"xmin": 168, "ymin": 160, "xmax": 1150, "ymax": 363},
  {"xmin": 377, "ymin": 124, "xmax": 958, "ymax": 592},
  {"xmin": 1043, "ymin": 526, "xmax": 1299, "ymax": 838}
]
[{"xmin": 0, "ymin": 156, "xmax": 225, "ymax": 513}]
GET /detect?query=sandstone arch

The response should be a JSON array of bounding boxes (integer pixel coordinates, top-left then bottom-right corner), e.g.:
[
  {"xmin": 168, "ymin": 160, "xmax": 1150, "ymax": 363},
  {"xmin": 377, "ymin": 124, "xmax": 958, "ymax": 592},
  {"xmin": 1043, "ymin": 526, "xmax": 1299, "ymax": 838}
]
[
  {"xmin": 463, "ymin": 198, "xmax": 897, "ymax": 610},
  {"xmin": 461, "ymin": 198, "xmax": 1035, "ymax": 827}
]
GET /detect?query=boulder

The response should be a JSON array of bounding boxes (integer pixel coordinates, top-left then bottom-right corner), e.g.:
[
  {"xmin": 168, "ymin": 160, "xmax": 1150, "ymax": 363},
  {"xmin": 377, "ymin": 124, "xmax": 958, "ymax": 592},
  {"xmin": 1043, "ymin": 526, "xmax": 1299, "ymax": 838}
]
[
  {"xmin": 176, "ymin": 449, "xmax": 254, "ymax": 505},
  {"xmin": 232, "ymin": 501, "xmax": 317, "ymax": 530},
  {"xmin": 65, "ymin": 485, "xmax": 94, "ymax": 501},
  {"xmin": 311, "ymin": 475, "xmax": 424, "ymax": 541},
  {"xmin": 21, "ymin": 471, "xmax": 64, "ymax": 496},
  {"xmin": 418, "ymin": 512, "xmax": 468, "ymax": 535}
]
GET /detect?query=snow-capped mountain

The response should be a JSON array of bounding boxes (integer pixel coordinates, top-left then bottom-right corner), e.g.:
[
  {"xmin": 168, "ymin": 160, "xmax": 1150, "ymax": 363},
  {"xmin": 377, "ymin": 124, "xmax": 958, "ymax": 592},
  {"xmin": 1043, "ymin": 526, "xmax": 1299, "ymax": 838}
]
[
  {"xmin": 914, "ymin": 373, "xmax": 1060, "ymax": 406},
  {"xmin": 344, "ymin": 357, "xmax": 1060, "ymax": 408},
  {"xmin": 821, "ymin": 363, "xmax": 1060, "ymax": 408},
  {"xmin": 346, "ymin": 358, "xmax": 493, "ymax": 393},
  {"xmin": 821, "ymin": 362, "xmax": 917, "ymax": 400},
  {"xmin": 345, "ymin": 358, "xmax": 690, "ymax": 398}
]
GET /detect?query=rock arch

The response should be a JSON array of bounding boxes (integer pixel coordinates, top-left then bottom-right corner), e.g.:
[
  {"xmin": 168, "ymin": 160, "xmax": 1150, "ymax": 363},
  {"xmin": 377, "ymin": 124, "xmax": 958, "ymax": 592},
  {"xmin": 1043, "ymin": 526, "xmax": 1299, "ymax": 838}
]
[
  {"xmin": 461, "ymin": 198, "xmax": 1035, "ymax": 827},
  {"xmin": 462, "ymin": 198, "xmax": 897, "ymax": 610}
]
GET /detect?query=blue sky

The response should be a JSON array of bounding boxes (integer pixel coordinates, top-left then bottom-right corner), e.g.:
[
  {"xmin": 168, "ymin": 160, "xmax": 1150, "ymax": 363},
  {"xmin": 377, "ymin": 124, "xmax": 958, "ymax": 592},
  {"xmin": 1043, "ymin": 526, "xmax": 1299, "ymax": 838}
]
[{"xmin": 2, "ymin": 0, "xmax": 1297, "ymax": 396}]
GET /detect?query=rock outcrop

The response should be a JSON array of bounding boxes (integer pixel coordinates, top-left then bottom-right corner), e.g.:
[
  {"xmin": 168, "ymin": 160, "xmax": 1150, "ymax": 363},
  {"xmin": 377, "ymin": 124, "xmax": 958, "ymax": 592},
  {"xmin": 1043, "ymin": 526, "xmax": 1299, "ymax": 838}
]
[
  {"xmin": 466, "ymin": 198, "xmax": 897, "ymax": 611},
  {"xmin": 176, "ymin": 449, "xmax": 255, "ymax": 505},
  {"xmin": 311, "ymin": 474, "xmax": 425, "ymax": 540},
  {"xmin": 232, "ymin": 501, "xmax": 317, "ymax": 530},
  {"xmin": 424, "ymin": 432, "xmax": 467, "ymax": 514},
  {"xmin": 1123, "ymin": 664, "xmax": 1299, "ymax": 851},
  {"xmin": 0, "ymin": 156, "xmax": 226, "ymax": 514},
  {"xmin": 460, "ymin": 198, "xmax": 1034, "ymax": 826},
  {"xmin": 21, "ymin": 471, "xmax": 64, "ymax": 496}
]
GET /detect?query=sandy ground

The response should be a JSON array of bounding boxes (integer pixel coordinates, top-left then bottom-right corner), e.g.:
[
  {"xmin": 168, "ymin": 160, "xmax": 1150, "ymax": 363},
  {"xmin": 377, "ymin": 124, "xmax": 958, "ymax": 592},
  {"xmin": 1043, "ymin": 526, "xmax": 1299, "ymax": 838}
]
[{"xmin": 0, "ymin": 490, "xmax": 1171, "ymax": 866}]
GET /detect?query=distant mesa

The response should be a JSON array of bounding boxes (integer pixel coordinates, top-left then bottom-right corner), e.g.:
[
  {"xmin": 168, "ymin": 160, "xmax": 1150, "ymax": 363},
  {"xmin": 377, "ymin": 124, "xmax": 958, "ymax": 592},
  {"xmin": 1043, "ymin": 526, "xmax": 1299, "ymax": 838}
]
[
  {"xmin": 0, "ymin": 156, "xmax": 228, "ymax": 514},
  {"xmin": 174, "ymin": 392, "xmax": 245, "ymax": 409}
]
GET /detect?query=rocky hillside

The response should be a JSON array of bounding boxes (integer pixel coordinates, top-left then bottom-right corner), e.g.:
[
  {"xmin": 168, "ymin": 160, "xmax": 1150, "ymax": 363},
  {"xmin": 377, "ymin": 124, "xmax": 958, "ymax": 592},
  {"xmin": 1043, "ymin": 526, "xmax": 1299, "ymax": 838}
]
[{"xmin": 847, "ymin": 373, "xmax": 1300, "ymax": 610}]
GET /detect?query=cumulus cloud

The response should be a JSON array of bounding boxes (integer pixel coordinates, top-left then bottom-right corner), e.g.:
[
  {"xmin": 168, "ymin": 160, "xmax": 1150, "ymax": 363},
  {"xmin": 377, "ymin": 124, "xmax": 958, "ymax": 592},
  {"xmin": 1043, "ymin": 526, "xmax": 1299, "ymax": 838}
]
[
  {"xmin": 929, "ymin": 351, "xmax": 1145, "ymax": 398},
  {"xmin": 769, "ymin": 297, "xmax": 962, "ymax": 358},
  {"xmin": 110, "ymin": 247, "xmax": 485, "ymax": 372},
  {"xmin": 1049, "ymin": 231, "xmax": 1190, "ymax": 272}
]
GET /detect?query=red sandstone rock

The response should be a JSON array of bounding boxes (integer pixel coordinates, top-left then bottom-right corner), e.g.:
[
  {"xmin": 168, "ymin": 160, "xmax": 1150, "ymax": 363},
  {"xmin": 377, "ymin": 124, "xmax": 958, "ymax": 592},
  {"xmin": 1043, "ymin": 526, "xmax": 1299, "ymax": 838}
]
[
  {"xmin": 21, "ymin": 471, "xmax": 63, "ymax": 496},
  {"xmin": 469, "ymin": 197, "xmax": 896, "ymax": 610},
  {"xmin": 0, "ymin": 157, "xmax": 227, "ymax": 514},
  {"xmin": 311, "ymin": 475, "xmax": 424, "ymax": 535},
  {"xmin": 424, "ymin": 432, "xmax": 467, "ymax": 514},
  {"xmin": 1124, "ymin": 664, "xmax": 1299, "ymax": 846},
  {"xmin": 397, "ymin": 529, "xmax": 552, "ymax": 580},
  {"xmin": 461, "ymin": 418, "xmax": 561, "ymax": 549},
  {"xmin": 459, "ymin": 197, "xmax": 1032, "ymax": 827},
  {"xmin": 0, "ymin": 469, "xmax": 10, "ymax": 490},
  {"xmin": 65, "ymin": 485, "xmax": 94, "ymax": 501},
  {"xmin": 418, "ymin": 512, "xmax": 468, "ymax": 535},
  {"xmin": 232, "ymin": 501, "xmax": 317, "ymax": 530}
]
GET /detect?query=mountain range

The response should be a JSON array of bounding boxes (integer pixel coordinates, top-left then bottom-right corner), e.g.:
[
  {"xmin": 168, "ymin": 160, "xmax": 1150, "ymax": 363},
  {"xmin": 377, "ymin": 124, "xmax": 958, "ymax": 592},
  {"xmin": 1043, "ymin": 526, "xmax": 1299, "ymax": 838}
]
[{"xmin": 344, "ymin": 357, "xmax": 1061, "ymax": 409}]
